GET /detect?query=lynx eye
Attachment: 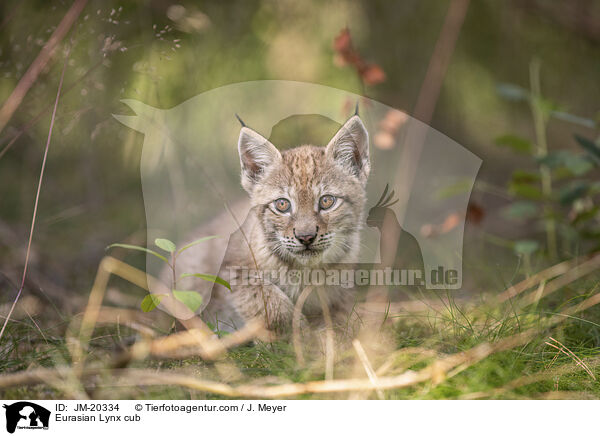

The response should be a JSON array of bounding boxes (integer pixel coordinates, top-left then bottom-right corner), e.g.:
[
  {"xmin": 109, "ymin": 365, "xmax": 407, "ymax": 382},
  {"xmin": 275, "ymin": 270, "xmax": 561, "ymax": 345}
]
[
  {"xmin": 319, "ymin": 195, "xmax": 336, "ymax": 210},
  {"xmin": 274, "ymin": 198, "xmax": 291, "ymax": 213}
]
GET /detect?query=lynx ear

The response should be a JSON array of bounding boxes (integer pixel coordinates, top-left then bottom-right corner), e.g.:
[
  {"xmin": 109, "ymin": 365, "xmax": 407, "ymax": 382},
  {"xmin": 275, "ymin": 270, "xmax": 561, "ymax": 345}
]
[
  {"xmin": 238, "ymin": 127, "xmax": 282, "ymax": 193},
  {"xmin": 326, "ymin": 115, "xmax": 370, "ymax": 184}
]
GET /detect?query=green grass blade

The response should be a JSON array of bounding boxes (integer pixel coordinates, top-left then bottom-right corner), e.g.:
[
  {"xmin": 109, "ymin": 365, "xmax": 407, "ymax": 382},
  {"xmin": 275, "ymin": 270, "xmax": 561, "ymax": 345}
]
[
  {"xmin": 180, "ymin": 272, "xmax": 231, "ymax": 290},
  {"xmin": 177, "ymin": 235, "xmax": 218, "ymax": 255},
  {"xmin": 106, "ymin": 243, "xmax": 169, "ymax": 263}
]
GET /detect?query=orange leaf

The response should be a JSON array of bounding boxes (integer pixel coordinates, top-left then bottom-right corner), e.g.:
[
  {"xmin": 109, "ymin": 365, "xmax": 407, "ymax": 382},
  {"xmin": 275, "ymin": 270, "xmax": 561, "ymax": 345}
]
[
  {"xmin": 440, "ymin": 213, "xmax": 461, "ymax": 233},
  {"xmin": 333, "ymin": 28, "xmax": 352, "ymax": 53},
  {"xmin": 361, "ymin": 64, "xmax": 386, "ymax": 85}
]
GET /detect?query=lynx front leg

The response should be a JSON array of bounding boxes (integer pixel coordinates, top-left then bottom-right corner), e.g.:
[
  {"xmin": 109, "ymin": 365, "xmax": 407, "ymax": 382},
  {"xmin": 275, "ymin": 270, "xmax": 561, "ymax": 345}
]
[{"xmin": 231, "ymin": 283, "xmax": 307, "ymax": 333}]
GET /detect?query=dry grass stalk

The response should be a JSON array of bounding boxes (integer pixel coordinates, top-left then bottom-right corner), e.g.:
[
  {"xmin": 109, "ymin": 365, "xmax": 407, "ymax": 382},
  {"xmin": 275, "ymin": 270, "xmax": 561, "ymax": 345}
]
[
  {"xmin": 71, "ymin": 256, "xmax": 162, "ymax": 368},
  {"xmin": 518, "ymin": 253, "xmax": 600, "ymax": 307},
  {"xmin": 375, "ymin": 347, "xmax": 439, "ymax": 377},
  {"xmin": 149, "ymin": 319, "xmax": 269, "ymax": 360},
  {"xmin": 352, "ymin": 339, "xmax": 384, "ymax": 399},
  {"xmin": 72, "ymin": 256, "xmax": 267, "ymax": 367},
  {"xmin": 0, "ymin": 322, "xmax": 569, "ymax": 398},
  {"xmin": 463, "ymin": 355, "xmax": 600, "ymax": 399},
  {"xmin": 544, "ymin": 337, "xmax": 596, "ymax": 380},
  {"xmin": 292, "ymin": 285, "xmax": 314, "ymax": 366},
  {"xmin": 0, "ymin": 296, "xmax": 41, "ymax": 320},
  {"xmin": 71, "ymin": 256, "xmax": 223, "ymax": 368},
  {"xmin": 94, "ymin": 307, "xmax": 159, "ymax": 337},
  {"xmin": 1, "ymin": 285, "xmax": 598, "ymax": 399},
  {"xmin": 498, "ymin": 255, "xmax": 590, "ymax": 302},
  {"xmin": 316, "ymin": 287, "xmax": 335, "ymax": 381},
  {"xmin": 3, "ymin": 255, "xmax": 598, "ymax": 399},
  {"xmin": 0, "ymin": 40, "xmax": 73, "ymax": 341}
]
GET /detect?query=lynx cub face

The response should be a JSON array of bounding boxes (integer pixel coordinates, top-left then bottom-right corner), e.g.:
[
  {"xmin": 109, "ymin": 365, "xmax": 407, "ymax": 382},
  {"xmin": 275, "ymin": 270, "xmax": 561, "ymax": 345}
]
[{"xmin": 238, "ymin": 115, "xmax": 370, "ymax": 266}]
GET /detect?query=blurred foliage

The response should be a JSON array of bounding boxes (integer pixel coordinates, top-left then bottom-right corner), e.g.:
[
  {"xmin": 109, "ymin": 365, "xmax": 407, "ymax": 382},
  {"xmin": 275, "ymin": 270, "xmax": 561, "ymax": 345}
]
[
  {"xmin": 1, "ymin": 0, "xmax": 600, "ymax": 400},
  {"xmin": 495, "ymin": 73, "xmax": 600, "ymax": 259},
  {"xmin": 0, "ymin": 0, "xmax": 597, "ymax": 316}
]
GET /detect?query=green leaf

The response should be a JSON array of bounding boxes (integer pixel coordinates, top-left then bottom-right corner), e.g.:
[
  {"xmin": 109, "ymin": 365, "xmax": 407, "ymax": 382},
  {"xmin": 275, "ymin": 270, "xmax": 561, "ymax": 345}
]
[
  {"xmin": 140, "ymin": 294, "xmax": 166, "ymax": 312},
  {"xmin": 550, "ymin": 111, "xmax": 596, "ymax": 129},
  {"xmin": 565, "ymin": 155, "xmax": 594, "ymax": 176},
  {"xmin": 537, "ymin": 152, "xmax": 565, "ymax": 169},
  {"xmin": 574, "ymin": 135, "xmax": 600, "ymax": 164},
  {"xmin": 155, "ymin": 238, "xmax": 176, "ymax": 253},
  {"xmin": 537, "ymin": 150, "xmax": 593, "ymax": 176},
  {"xmin": 511, "ymin": 170, "xmax": 540, "ymax": 184},
  {"xmin": 590, "ymin": 181, "xmax": 600, "ymax": 195},
  {"xmin": 172, "ymin": 290, "xmax": 204, "ymax": 312},
  {"xmin": 177, "ymin": 235, "xmax": 218, "ymax": 255},
  {"xmin": 502, "ymin": 201, "xmax": 538, "ymax": 220},
  {"xmin": 494, "ymin": 134, "xmax": 532, "ymax": 154},
  {"xmin": 559, "ymin": 181, "xmax": 589, "ymax": 205},
  {"xmin": 106, "ymin": 243, "xmax": 169, "ymax": 263},
  {"xmin": 180, "ymin": 273, "xmax": 231, "ymax": 290},
  {"xmin": 508, "ymin": 182, "xmax": 543, "ymax": 200},
  {"xmin": 572, "ymin": 206, "xmax": 599, "ymax": 226},
  {"xmin": 496, "ymin": 83, "xmax": 529, "ymax": 102},
  {"xmin": 535, "ymin": 96, "xmax": 561, "ymax": 119},
  {"xmin": 436, "ymin": 178, "xmax": 473, "ymax": 199},
  {"xmin": 513, "ymin": 240, "xmax": 539, "ymax": 256}
]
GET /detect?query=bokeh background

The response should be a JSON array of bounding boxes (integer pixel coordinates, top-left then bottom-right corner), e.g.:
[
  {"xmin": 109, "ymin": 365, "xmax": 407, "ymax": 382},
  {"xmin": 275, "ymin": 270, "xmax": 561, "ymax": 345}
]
[{"xmin": 1, "ymin": 1, "xmax": 600, "ymax": 392}]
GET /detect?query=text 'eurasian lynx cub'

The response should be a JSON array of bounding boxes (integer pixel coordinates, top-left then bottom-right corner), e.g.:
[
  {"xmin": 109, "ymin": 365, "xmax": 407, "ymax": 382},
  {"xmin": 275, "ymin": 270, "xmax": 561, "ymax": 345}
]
[{"xmin": 199, "ymin": 115, "xmax": 370, "ymax": 333}]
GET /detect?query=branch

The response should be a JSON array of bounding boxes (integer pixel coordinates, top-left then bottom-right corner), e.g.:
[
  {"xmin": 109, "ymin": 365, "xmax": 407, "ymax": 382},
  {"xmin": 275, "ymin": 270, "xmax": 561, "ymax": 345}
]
[{"xmin": 0, "ymin": 0, "xmax": 87, "ymax": 134}]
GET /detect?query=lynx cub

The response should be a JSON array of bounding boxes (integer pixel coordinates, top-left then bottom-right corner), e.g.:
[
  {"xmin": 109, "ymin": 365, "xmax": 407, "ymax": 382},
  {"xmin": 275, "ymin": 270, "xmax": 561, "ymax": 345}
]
[{"xmin": 183, "ymin": 115, "xmax": 370, "ymax": 333}]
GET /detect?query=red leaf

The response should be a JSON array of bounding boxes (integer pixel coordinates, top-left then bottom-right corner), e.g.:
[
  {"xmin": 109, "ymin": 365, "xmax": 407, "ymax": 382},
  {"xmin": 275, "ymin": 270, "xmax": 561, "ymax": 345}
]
[
  {"xmin": 333, "ymin": 28, "xmax": 352, "ymax": 53},
  {"xmin": 360, "ymin": 64, "xmax": 386, "ymax": 85},
  {"xmin": 333, "ymin": 27, "xmax": 386, "ymax": 86},
  {"xmin": 466, "ymin": 202, "xmax": 485, "ymax": 224}
]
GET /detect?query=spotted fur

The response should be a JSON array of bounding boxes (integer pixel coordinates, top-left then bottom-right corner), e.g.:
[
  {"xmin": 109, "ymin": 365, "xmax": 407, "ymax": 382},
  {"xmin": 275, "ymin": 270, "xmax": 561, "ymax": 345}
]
[{"xmin": 190, "ymin": 116, "xmax": 370, "ymax": 333}]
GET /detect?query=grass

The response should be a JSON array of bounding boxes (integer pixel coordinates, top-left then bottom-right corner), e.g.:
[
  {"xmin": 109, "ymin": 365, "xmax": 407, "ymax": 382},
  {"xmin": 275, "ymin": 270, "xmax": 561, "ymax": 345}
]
[
  {"xmin": 1, "ymin": 252, "xmax": 599, "ymax": 400},
  {"xmin": 1, "ymin": 0, "xmax": 599, "ymax": 402}
]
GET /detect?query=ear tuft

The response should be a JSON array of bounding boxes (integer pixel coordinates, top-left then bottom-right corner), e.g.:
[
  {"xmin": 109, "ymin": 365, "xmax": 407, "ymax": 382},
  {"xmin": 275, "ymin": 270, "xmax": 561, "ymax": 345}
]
[
  {"xmin": 238, "ymin": 127, "xmax": 281, "ymax": 193},
  {"xmin": 326, "ymin": 115, "xmax": 370, "ymax": 184}
]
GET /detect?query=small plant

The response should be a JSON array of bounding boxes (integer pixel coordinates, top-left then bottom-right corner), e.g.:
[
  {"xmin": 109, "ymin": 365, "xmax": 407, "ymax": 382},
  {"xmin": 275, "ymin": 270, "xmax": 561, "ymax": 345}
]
[
  {"xmin": 107, "ymin": 236, "xmax": 230, "ymax": 313},
  {"xmin": 495, "ymin": 60, "xmax": 600, "ymax": 260}
]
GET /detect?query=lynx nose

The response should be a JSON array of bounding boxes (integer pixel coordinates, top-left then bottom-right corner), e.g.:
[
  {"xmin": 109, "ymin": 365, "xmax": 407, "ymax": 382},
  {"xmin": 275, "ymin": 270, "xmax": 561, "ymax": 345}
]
[{"xmin": 294, "ymin": 227, "xmax": 318, "ymax": 246}]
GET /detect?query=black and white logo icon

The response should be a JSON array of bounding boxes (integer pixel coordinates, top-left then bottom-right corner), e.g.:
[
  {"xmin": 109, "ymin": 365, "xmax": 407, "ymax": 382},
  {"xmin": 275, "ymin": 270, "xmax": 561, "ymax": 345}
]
[{"xmin": 3, "ymin": 402, "xmax": 50, "ymax": 434}]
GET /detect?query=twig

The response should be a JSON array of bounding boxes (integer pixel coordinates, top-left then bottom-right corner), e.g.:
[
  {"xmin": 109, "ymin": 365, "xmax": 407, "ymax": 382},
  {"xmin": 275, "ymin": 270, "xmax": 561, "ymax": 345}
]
[
  {"xmin": 0, "ymin": 2, "xmax": 21, "ymax": 32},
  {"xmin": 0, "ymin": 0, "xmax": 87, "ymax": 134},
  {"xmin": 518, "ymin": 253, "xmax": 600, "ymax": 307},
  {"xmin": 70, "ymin": 256, "xmax": 265, "ymax": 370},
  {"xmin": 70, "ymin": 256, "xmax": 173, "ymax": 369},
  {"xmin": 0, "ymin": 57, "xmax": 104, "ymax": 162},
  {"xmin": 0, "ymin": 41, "xmax": 72, "ymax": 341},
  {"xmin": 147, "ymin": 319, "xmax": 269, "ymax": 360},
  {"xmin": 497, "ymin": 255, "xmax": 587, "ymax": 302},
  {"xmin": 2, "ymin": 285, "xmax": 600, "ymax": 398}
]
